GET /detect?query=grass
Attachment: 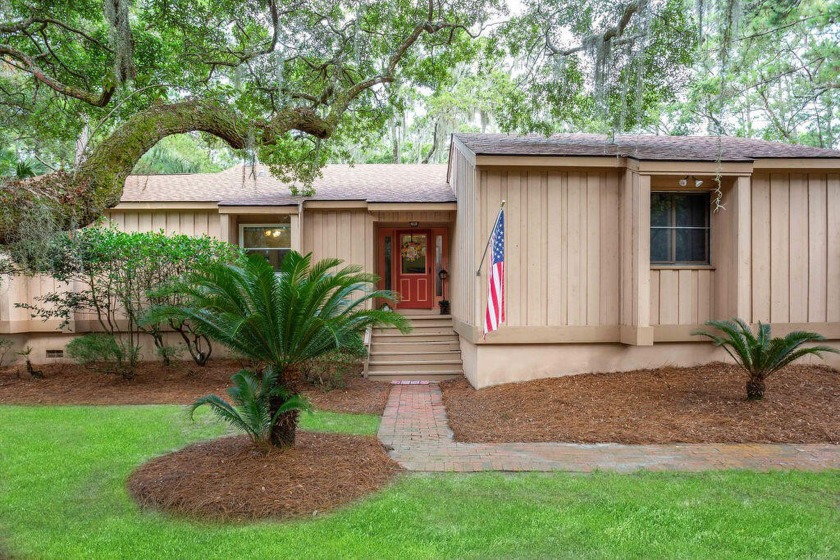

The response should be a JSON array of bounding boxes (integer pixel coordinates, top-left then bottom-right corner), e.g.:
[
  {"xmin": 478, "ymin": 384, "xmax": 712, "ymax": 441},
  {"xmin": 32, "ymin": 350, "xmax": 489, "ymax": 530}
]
[{"xmin": 0, "ymin": 405, "xmax": 837, "ymax": 559}]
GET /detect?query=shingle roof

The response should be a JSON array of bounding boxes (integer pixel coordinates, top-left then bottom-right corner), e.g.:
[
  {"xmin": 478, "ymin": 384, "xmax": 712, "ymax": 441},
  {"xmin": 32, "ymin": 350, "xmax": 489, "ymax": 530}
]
[
  {"xmin": 121, "ymin": 163, "xmax": 453, "ymax": 205},
  {"xmin": 454, "ymin": 133, "xmax": 840, "ymax": 161}
]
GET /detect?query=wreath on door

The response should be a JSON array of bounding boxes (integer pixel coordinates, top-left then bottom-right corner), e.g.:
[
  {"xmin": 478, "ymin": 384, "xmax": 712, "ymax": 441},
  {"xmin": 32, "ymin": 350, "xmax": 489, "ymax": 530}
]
[{"xmin": 400, "ymin": 237, "xmax": 425, "ymax": 261}]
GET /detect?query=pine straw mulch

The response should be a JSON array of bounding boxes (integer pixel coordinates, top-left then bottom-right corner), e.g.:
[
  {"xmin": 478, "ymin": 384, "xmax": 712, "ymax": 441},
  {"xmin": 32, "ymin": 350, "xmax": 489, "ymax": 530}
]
[
  {"xmin": 0, "ymin": 360, "xmax": 390, "ymax": 415},
  {"xmin": 127, "ymin": 432, "xmax": 402, "ymax": 522},
  {"xmin": 440, "ymin": 362, "xmax": 840, "ymax": 444}
]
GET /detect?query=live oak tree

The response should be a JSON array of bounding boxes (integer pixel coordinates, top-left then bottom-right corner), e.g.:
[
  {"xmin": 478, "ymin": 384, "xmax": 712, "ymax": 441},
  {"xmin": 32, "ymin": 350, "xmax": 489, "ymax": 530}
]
[
  {"xmin": 0, "ymin": 0, "xmax": 808, "ymax": 250},
  {"xmin": 0, "ymin": 0, "xmax": 499, "ymax": 245}
]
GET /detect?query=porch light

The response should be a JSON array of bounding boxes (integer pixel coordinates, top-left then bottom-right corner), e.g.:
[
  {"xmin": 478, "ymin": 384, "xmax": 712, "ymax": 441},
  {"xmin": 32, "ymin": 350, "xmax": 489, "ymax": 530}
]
[
  {"xmin": 438, "ymin": 269, "xmax": 449, "ymax": 281},
  {"xmin": 409, "ymin": 221, "xmax": 419, "ymax": 227},
  {"xmin": 678, "ymin": 175, "xmax": 704, "ymax": 188}
]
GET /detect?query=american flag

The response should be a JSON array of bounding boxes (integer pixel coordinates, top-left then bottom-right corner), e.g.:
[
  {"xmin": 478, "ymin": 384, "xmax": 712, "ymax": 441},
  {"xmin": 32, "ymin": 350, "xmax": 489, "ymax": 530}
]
[{"xmin": 484, "ymin": 209, "xmax": 505, "ymax": 336}]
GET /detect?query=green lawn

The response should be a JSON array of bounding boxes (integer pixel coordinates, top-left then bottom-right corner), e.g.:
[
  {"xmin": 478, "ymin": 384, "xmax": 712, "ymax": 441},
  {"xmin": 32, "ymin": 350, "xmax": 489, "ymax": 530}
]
[{"xmin": 0, "ymin": 406, "xmax": 837, "ymax": 560}]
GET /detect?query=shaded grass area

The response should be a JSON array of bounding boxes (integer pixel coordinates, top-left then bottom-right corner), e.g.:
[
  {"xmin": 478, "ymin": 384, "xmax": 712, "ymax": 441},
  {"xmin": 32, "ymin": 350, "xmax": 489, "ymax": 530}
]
[{"xmin": 1, "ymin": 405, "xmax": 838, "ymax": 559}]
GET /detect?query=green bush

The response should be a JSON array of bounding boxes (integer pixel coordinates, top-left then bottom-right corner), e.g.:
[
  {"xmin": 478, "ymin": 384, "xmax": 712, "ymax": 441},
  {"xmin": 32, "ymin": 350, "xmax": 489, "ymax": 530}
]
[
  {"xmin": 19, "ymin": 225, "xmax": 245, "ymax": 376},
  {"xmin": 302, "ymin": 333, "xmax": 367, "ymax": 391},
  {"xmin": 693, "ymin": 318, "xmax": 839, "ymax": 400},
  {"xmin": 155, "ymin": 251, "xmax": 406, "ymax": 448},
  {"xmin": 66, "ymin": 334, "xmax": 140, "ymax": 379},
  {"xmin": 190, "ymin": 369, "xmax": 311, "ymax": 449}
]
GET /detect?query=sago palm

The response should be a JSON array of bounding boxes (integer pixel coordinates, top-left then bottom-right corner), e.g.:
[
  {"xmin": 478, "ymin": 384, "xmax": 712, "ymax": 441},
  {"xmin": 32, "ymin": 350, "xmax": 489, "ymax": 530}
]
[
  {"xmin": 693, "ymin": 318, "xmax": 838, "ymax": 400},
  {"xmin": 154, "ymin": 251, "xmax": 408, "ymax": 447},
  {"xmin": 190, "ymin": 368, "xmax": 310, "ymax": 448}
]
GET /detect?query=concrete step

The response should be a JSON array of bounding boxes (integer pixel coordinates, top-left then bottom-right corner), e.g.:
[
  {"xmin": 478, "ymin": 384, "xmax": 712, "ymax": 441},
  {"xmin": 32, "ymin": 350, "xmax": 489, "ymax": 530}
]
[
  {"xmin": 365, "ymin": 313, "xmax": 463, "ymax": 381},
  {"xmin": 394, "ymin": 317, "xmax": 454, "ymax": 328},
  {"xmin": 370, "ymin": 341, "xmax": 461, "ymax": 352},
  {"xmin": 372, "ymin": 332, "xmax": 460, "ymax": 343},
  {"xmin": 368, "ymin": 360, "xmax": 464, "ymax": 373},
  {"xmin": 369, "ymin": 350, "xmax": 461, "ymax": 362},
  {"xmin": 377, "ymin": 325, "xmax": 454, "ymax": 335},
  {"xmin": 366, "ymin": 372, "xmax": 463, "ymax": 382}
]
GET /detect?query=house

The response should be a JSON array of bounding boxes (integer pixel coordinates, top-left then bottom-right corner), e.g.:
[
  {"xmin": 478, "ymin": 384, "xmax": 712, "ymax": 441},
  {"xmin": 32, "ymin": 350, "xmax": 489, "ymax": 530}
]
[{"xmin": 3, "ymin": 133, "xmax": 840, "ymax": 388}]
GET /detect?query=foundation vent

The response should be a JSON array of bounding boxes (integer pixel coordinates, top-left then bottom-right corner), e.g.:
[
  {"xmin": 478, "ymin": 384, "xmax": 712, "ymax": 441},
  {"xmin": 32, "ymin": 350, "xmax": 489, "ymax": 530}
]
[{"xmin": 46, "ymin": 349, "xmax": 64, "ymax": 359}]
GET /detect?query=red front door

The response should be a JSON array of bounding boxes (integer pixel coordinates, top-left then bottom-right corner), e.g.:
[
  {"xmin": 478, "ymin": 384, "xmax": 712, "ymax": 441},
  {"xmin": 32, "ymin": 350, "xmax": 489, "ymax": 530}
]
[{"xmin": 395, "ymin": 230, "xmax": 432, "ymax": 309}]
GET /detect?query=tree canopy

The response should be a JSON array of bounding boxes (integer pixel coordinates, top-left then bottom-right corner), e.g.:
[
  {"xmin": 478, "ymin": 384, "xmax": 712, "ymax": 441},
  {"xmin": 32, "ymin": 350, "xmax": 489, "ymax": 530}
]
[{"xmin": 0, "ymin": 0, "xmax": 836, "ymax": 247}]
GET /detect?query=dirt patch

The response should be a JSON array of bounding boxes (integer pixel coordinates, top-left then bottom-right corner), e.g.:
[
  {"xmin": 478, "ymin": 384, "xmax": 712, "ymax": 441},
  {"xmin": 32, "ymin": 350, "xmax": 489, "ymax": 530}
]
[
  {"xmin": 440, "ymin": 363, "xmax": 840, "ymax": 444},
  {"xmin": 0, "ymin": 360, "xmax": 389, "ymax": 415},
  {"xmin": 127, "ymin": 432, "xmax": 401, "ymax": 521}
]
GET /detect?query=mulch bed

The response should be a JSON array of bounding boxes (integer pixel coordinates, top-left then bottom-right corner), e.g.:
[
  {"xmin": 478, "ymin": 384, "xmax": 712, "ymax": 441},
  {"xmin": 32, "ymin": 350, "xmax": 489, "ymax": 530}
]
[
  {"xmin": 440, "ymin": 363, "xmax": 840, "ymax": 444},
  {"xmin": 127, "ymin": 432, "xmax": 402, "ymax": 521},
  {"xmin": 0, "ymin": 360, "xmax": 390, "ymax": 415}
]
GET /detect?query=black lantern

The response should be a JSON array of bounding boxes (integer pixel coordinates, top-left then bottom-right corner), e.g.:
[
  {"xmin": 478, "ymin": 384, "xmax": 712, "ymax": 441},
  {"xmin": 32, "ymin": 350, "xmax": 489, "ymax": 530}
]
[{"xmin": 437, "ymin": 269, "xmax": 450, "ymax": 315}]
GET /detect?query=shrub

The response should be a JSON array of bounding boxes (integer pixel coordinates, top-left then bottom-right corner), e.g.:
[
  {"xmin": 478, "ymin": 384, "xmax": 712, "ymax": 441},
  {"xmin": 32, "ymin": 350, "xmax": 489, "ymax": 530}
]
[
  {"xmin": 19, "ymin": 225, "xmax": 245, "ymax": 376},
  {"xmin": 155, "ymin": 344, "xmax": 184, "ymax": 364},
  {"xmin": 0, "ymin": 337, "xmax": 14, "ymax": 367},
  {"xmin": 302, "ymin": 333, "xmax": 367, "ymax": 391},
  {"xmin": 66, "ymin": 334, "xmax": 139, "ymax": 379},
  {"xmin": 693, "ymin": 318, "xmax": 839, "ymax": 400},
  {"xmin": 15, "ymin": 345, "xmax": 42, "ymax": 379},
  {"xmin": 190, "ymin": 369, "xmax": 311, "ymax": 448},
  {"xmin": 155, "ymin": 251, "xmax": 407, "ymax": 448}
]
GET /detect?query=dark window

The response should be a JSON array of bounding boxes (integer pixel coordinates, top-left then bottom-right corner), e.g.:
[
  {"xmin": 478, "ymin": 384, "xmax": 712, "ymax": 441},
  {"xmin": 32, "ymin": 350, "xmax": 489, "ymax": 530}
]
[
  {"xmin": 384, "ymin": 236, "xmax": 392, "ymax": 291},
  {"xmin": 650, "ymin": 192, "xmax": 710, "ymax": 265}
]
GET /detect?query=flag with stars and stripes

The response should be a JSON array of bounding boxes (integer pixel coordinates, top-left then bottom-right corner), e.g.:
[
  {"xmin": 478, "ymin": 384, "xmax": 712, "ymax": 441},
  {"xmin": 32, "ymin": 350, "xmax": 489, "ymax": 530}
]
[{"xmin": 484, "ymin": 209, "xmax": 505, "ymax": 336}]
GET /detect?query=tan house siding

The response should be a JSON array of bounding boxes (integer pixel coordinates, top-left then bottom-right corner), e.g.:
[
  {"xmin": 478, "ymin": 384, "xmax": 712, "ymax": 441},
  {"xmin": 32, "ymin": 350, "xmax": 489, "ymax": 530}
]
[
  {"xmin": 302, "ymin": 209, "xmax": 374, "ymax": 272},
  {"xmin": 106, "ymin": 209, "xmax": 222, "ymax": 238},
  {"xmin": 650, "ymin": 268, "xmax": 715, "ymax": 326},
  {"xmin": 750, "ymin": 172, "xmax": 840, "ymax": 325},
  {"xmin": 450, "ymin": 147, "xmax": 477, "ymax": 327},
  {"xmin": 0, "ymin": 275, "xmax": 67, "ymax": 333},
  {"xmin": 475, "ymin": 167, "xmax": 621, "ymax": 329}
]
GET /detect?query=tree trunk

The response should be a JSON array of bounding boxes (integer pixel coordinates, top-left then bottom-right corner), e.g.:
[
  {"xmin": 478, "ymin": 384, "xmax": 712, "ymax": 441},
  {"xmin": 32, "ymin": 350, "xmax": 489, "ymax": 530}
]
[
  {"xmin": 0, "ymin": 100, "xmax": 334, "ymax": 246},
  {"xmin": 746, "ymin": 379, "xmax": 765, "ymax": 400},
  {"xmin": 270, "ymin": 408, "xmax": 299, "ymax": 448}
]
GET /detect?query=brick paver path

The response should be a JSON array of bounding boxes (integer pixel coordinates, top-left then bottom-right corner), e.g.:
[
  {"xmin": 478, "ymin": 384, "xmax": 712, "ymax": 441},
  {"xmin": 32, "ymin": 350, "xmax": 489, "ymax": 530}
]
[{"xmin": 378, "ymin": 382, "xmax": 840, "ymax": 472}]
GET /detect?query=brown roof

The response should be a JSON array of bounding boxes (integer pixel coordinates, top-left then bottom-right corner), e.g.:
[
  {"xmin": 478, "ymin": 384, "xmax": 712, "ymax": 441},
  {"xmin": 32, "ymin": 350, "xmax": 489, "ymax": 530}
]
[
  {"xmin": 121, "ymin": 163, "xmax": 453, "ymax": 205},
  {"xmin": 454, "ymin": 133, "xmax": 840, "ymax": 161}
]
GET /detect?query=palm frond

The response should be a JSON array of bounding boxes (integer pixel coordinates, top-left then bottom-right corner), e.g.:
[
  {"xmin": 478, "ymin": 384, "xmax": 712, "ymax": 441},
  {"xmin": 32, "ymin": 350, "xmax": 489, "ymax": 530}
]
[{"xmin": 694, "ymin": 317, "xmax": 839, "ymax": 396}]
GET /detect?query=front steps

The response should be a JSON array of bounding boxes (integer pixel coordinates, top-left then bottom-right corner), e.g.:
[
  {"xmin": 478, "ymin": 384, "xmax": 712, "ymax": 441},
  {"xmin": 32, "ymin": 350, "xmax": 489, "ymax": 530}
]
[{"xmin": 366, "ymin": 314, "xmax": 464, "ymax": 381}]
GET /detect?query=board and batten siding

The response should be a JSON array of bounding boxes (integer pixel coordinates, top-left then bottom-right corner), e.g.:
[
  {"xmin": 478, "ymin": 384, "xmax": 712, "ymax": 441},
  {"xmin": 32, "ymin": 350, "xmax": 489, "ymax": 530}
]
[
  {"xmin": 474, "ymin": 167, "xmax": 622, "ymax": 328},
  {"xmin": 450, "ymin": 148, "xmax": 477, "ymax": 327},
  {"xmin": 650, "ymin": 269, "xmax": 715, "ymax": 326},
  {"xmin": 751, "ymin": 172, "xmax": 840, "ymax": 325},
  {"xmin": 106, "ymin": 209, "xmax": 222, "ymax": 238},
  {"xmin": 302, "ymin": 210, "xmax": 375, "ymax": 273}
]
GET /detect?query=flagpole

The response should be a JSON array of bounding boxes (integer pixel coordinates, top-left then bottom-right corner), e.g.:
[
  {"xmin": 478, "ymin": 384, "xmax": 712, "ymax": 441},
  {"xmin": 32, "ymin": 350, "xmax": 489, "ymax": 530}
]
[{"xmin": 476, "ymin": 200, "xmax": 506, "ymax": 277}]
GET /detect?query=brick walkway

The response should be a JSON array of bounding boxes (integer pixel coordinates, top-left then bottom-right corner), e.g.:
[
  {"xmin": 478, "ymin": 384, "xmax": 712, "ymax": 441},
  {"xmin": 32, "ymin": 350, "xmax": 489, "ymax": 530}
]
[{"xmin": 377, "ymin": 382, "xmax": 840, "ymax": 472}]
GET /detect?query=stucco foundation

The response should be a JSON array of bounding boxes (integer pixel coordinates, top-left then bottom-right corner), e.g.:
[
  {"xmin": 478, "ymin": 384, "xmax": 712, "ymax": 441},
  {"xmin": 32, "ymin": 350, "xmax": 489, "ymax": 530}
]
[
  {"xmin": 2, "ymin": 332, "xmax": 233, "ymax": 366},
  {"xmin": 459, "ymin": 338, "xmax": 840, "ymax": 388}
]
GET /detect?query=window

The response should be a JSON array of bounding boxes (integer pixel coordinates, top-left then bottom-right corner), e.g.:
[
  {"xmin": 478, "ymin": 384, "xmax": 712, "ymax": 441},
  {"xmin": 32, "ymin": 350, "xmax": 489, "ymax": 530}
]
[
  {"xmin": 650, "ymin": 192, "xmax": 710, "ymax": 265},
  {"xmin": 239, "ymin": 220, "xmax": 291, "ymax": 270}
]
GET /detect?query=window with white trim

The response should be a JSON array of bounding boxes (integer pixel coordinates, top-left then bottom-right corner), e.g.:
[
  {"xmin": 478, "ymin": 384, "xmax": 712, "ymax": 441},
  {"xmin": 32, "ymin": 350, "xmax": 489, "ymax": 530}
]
[
  {"xmin": 239, "ymin": 219, "xmax": 291, "ymax": 270},
  {"xmin": 650, "ymin": 192, "xmax": 711, "ymax": 265}
]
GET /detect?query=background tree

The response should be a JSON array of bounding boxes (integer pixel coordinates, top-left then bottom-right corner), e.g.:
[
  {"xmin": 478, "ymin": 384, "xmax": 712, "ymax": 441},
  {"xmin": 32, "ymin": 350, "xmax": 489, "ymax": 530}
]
[
  {"xmin": 0, "ymin": 0, "xmax": 500, "ymax": 245},
  {"xmin": 664, "ymin": 0, "xmax": 840, "ymax": 147},
  {"xmin": 1, "ymin": 0, "xmax": 833, "ymax": 253}
]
